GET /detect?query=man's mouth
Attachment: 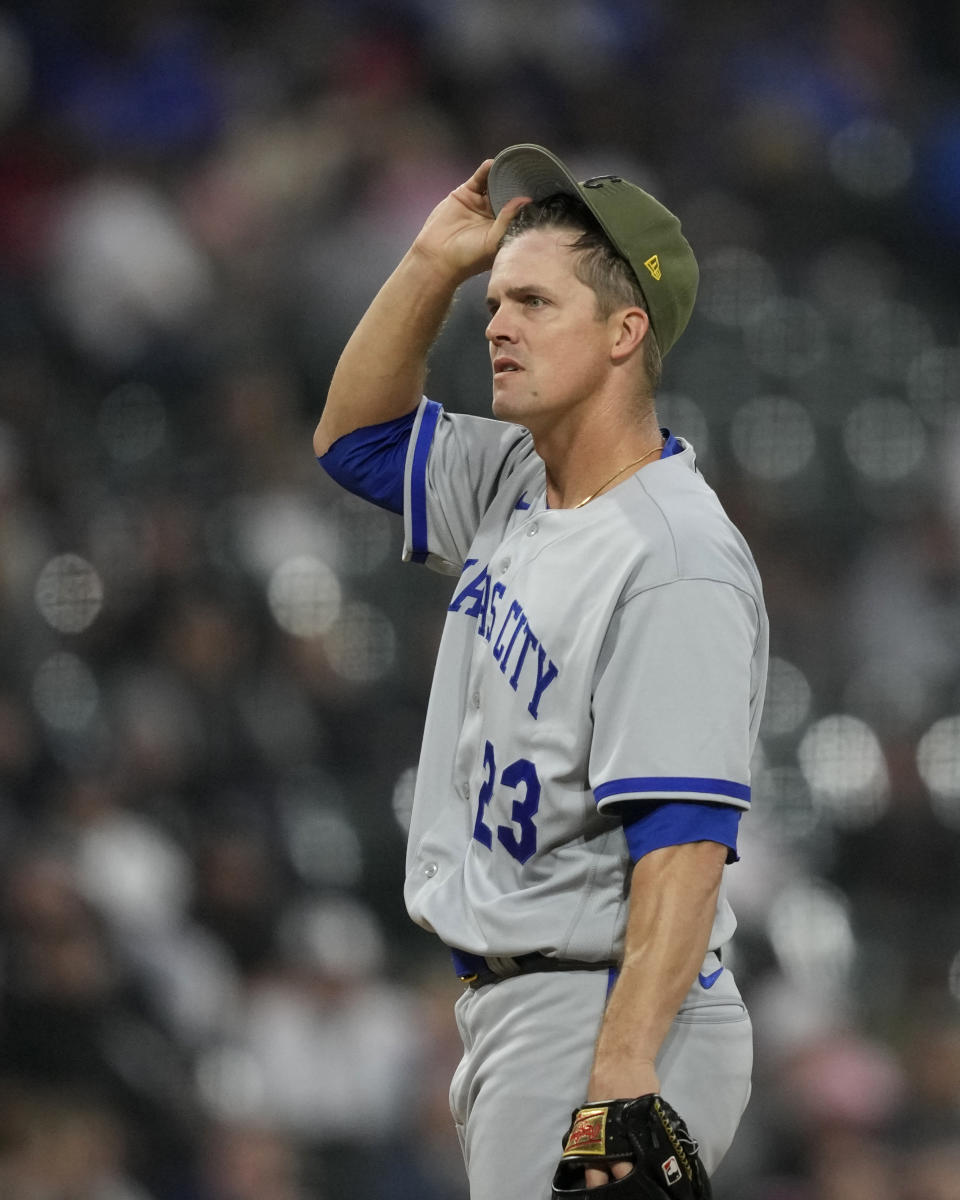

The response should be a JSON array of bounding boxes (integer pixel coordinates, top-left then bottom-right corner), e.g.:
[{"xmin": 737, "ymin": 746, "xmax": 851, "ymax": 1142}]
[{"xmin": 493, "ymin": 357, "xmax": 521, "ymax": 375}]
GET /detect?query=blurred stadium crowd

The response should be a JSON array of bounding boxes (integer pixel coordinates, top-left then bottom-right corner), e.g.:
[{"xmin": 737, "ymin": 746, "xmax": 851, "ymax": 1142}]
[{"xmin": 0, "ymin": 0, "xmax": 959, "ymax": 1196}]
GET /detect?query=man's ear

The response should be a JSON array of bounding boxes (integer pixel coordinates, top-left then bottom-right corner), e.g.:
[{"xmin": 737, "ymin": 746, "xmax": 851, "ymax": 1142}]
[{"xmin": 609, "ymin": 307, "xmax": 650, "ymax": 364}]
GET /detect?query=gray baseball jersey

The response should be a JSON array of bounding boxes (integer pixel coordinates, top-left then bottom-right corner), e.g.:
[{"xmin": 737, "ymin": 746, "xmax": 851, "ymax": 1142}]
[{"xmin": 399, "ymin": 397, "xmax": 768, "ymax": 963}]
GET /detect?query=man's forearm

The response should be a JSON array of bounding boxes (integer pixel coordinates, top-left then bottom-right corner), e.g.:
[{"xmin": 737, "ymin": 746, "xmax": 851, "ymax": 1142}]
[
  {"xmin": 313, "ymin": 246, "xmax": 460, "ymax": 457},
  {"xmin": 588, "ymin": 840, "xmax": 727, "ymax": 1101}
]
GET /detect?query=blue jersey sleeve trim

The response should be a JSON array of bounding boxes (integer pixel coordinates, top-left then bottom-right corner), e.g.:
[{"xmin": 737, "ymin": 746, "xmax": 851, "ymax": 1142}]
[
  {"xmin": 660, "ymin": 428, "xmax": 683, "ymax": 457},
  {"xmin": 595, "ymin": 776, "xmax": 751, "ymax": 805},
  {"xmin": 409, "ymin": 399, "xmax": 442, "ymax": 564},
  {"xmin": 316, "ymin": 410, "xmax": 417, "ymax": 514},
  {"xmin": 621, "ymin": 801, "xmax": 741, "ymax": 864}
]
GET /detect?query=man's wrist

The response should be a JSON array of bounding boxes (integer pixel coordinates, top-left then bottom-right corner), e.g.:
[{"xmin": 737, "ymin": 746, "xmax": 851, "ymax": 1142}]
[
  {"xmin": 587, "ymin": 1060, "xmax": 660, "ymax": 1103},
  {"xmin": 406, "ymin": 238, "xmax": 483, "ymax": 289}
]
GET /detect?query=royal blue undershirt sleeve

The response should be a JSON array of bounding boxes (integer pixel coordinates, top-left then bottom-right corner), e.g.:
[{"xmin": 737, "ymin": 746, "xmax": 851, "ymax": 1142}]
[
  {"xmin": 316, "ymin": 410, "xmax": 417, "ymax": 515},
  {"xmin": 620, "ymin": 800, "xmax": 741, "ymax": 864}
]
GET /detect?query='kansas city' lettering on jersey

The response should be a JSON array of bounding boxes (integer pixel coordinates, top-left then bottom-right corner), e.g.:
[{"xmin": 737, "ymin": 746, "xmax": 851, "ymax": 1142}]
[{"xmin": 448, "ymin": 557, "xmax": 559, "ymax": 719}]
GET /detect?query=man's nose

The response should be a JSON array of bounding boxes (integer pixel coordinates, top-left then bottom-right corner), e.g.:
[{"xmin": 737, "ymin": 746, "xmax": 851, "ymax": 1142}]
[{"xmin": 486, "ymin": 308, "xmax": 517, "ymax": 344}]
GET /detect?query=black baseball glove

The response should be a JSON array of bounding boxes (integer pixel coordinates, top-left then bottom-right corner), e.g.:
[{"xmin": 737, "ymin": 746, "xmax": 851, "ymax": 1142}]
[{"xmin": 551, "ymin": 1095, "xmax": 712, "ymax": 1199}]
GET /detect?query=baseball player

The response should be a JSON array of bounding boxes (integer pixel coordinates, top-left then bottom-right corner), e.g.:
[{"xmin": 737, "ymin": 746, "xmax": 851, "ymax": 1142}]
[{"xmin": 314, "ymin": 144, "xmax": 768, "ymax": 1200}]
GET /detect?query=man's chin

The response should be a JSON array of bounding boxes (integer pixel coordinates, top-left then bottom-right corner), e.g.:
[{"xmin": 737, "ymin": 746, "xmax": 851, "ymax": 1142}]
[{"xmin": 491, "ymin": 391, "xmax": 524, "ymax": 424}]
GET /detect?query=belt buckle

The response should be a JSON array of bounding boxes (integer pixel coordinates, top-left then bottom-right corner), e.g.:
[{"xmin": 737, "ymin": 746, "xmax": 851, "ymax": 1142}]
[{"xmin": 484, "ymin": 954, "xmax": 521, "ymax": 979}]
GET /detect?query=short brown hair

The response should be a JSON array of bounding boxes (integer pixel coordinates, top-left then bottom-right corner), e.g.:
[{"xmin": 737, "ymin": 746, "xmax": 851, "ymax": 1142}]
[{"xmin": 501, "ymin": 194, "xmax": 663, "ymax": 395}]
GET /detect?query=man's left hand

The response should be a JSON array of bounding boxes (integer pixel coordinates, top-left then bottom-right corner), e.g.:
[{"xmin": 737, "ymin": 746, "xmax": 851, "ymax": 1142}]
[{"xmin": 551, "ymin": 1096, "xmax": 711, "ymax": 1198}]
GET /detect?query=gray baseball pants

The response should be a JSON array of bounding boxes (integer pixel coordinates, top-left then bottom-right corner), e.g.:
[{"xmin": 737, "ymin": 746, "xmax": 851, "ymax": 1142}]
[{"xmin": 449, "ymin": 955, "xmax": 752, "ymax": 1200}]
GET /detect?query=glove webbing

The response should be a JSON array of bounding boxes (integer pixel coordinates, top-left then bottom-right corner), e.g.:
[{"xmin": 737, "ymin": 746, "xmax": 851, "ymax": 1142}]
[{"xmin": 652, "ymin": 1097, "xmax": 695, "ymax": 1183}]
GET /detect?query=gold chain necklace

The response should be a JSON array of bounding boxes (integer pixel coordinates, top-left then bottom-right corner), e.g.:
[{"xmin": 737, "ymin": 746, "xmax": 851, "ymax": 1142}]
[{"xmin": 573, "ymin": 440, "xmax": 664, "ymax": 509}]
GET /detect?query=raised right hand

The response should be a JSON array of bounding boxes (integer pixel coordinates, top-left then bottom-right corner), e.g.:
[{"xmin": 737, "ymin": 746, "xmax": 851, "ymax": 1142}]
[{"xmin": 412, "ymin": 159, "xmax": 531, "ymax": 283}]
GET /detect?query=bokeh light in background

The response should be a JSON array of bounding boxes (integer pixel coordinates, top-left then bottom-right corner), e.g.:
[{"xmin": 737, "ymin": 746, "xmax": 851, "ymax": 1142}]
[
  {"xmin": 908, "ymin": 346, "xmax": 960, "ymax": 431},
  {"xmin": 750, "ymin": 763, "xmax": 819, "ymax": 846},
  {"xmin": 917, "ymin": 716, "xmax": 960, "ymax": 829},
  {"xmin": 32, "ymin": 651, "xmax": 100, "ymax": 732},
  {"xmin": 851, "ymin": 300, "xmax": 935, "ymax": 384},
  {"xmin": 730, "ymin": 395, "xmax": 816, "ymax": 481},
  {"xmin": 767, "ymin": 880, "xmax": 856, "ymax": 989},
  {"xmin": 761, "ymin": 656, "xmax": 813, "ymax": 740},
  {"xmin": 328, "ymin": 493, "xmax": 394, "ymax": 576},
  {"xmin": 195, "ymin": 1044, "xmax": 265, "ymax": 1124},
  {"xmin": 34, "ymin": 553, "xmax": 104, "ymax": 633},
  {"xmin": 49, "ymin": 178, "xmax": 213, "ymax": 367},
  {"xmin": 267, "ymin": 554, "xmax": 341, "ymax": 638},
  {"xmin": 391, "ymin": 765, "xmax": 418, "ymax": 835},
  {"xmin": 231, "ymin": 493, "xmax": 338, "ymax": 581},
  {"xmin": 843, "ymin": 397, "xmax": 927, "ymax": 483},
  {"xmin": 742, "ymin": 299, "xmax": 829, "ymax": 380},
  {"xmin": 797, "ymin": 714, "xmax": 889, "ymax": 829},
  {"xmin": 828, "ymin": 118, "xmax": 914, "ymax": 199},
  {"xmin": 697, "ymin": 247, "xmax": 780, "ymax": 330},
  {"xmin": 280, "ymin": 794, "xmax": 364, "ymax": 889},
  {"xmin": 323, "ymin": 601, "xmax": 396, "ymax": 684},
  {"xmin": 76, "ymin": 810, "xmax": 193, "ymax": 932}
]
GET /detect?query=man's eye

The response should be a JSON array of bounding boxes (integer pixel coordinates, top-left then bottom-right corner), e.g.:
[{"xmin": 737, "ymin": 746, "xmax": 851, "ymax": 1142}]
[{"xmin": 525, "ymin": 295, "xmax": 545, "ymax": 307}]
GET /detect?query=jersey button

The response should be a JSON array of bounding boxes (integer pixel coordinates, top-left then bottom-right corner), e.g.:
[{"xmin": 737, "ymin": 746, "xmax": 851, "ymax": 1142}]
[
  {"xmin": 462, "ymin": 782, "xmax": 471, "ymax": 800},
  {"xmin": 526, "ymin": 521, "xmax": 539, "ymax": 537},
  {"xmin": 472, "ymin": 692, "xmax": 481, "ymax": 709},
  {"xmin": 500, "ymin": 557, "xmax": 511, "ymax": 573},
  {"xmin": 423, "ymin": 862, "xmax": 438, "ymax": 879}
]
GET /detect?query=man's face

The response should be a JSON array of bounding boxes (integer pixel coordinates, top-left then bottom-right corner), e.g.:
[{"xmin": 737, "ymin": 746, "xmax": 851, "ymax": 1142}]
[{"xmin": 485, "ymin": 229, "xmax": 615, "ymax": 431}]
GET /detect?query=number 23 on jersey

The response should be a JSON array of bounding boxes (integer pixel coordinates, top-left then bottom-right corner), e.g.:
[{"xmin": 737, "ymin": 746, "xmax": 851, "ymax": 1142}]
[{"xmin": 472, "ymin": 740, "xmax": 541, "ymax": 864}]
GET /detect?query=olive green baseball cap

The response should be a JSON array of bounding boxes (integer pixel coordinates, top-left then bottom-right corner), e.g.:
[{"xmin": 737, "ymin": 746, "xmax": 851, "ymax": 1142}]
[{"xmin": 487, "ymin": 143, "xmax": 699, "ymax": 357}]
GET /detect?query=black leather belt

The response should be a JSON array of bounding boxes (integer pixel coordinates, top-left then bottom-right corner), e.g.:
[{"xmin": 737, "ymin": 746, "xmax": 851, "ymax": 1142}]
[{"xmin": 451, "ymin": 948, "xmax": 618, "ymax": 990}]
